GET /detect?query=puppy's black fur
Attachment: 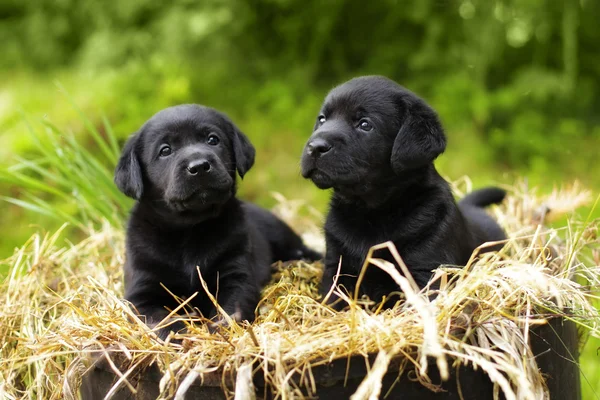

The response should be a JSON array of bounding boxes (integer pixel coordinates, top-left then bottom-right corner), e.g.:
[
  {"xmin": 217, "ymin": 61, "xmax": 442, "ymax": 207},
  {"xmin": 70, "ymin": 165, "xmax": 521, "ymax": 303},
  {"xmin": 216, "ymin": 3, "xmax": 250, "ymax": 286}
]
[
  {"xmin": 115, "ymin": 105, "xmax": 320, "ymax": 338},
  {"xmin": 301, "ymin": 76, "xmax": 506, "ymax": 309}
]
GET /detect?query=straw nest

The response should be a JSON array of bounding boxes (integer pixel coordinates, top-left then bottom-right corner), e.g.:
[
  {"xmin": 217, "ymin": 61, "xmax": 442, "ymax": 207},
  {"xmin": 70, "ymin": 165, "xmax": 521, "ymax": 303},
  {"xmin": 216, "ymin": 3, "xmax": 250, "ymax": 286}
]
[{"xmin": 1, "ymin": 179, "xmax": 599, "ymax": 400}]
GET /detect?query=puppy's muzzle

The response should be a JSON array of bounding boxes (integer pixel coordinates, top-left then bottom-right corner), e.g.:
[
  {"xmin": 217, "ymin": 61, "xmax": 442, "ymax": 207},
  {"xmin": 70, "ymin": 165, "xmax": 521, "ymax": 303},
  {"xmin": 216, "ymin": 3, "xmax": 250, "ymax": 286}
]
[{"xmin": 306, "ymin": 138, "xmax": 332, "ymax": 158}]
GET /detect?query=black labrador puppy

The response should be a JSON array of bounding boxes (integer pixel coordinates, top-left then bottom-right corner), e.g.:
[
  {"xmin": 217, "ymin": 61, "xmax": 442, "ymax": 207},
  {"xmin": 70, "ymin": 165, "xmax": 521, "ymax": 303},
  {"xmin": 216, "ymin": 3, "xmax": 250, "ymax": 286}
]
[
  {"xmin": 301, "ymin": 76, "xmax": 506, "ymax": 309},
  {"xmin": 115, "ymin": 104, "xmax": 320, "ymax": 338}
]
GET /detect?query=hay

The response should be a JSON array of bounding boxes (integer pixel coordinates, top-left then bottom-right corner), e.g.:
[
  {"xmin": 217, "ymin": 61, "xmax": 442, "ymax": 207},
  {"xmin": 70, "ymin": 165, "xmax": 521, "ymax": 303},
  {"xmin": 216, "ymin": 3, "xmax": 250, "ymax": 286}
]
[{"xmin": 1, "ymin": 181, "xmax": 599, "ymax": 399}]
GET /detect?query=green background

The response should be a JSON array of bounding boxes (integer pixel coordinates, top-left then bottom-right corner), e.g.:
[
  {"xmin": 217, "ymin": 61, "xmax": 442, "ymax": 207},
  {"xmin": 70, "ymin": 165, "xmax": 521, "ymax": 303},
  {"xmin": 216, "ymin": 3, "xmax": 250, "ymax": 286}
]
[{"xmin": 0, "ymin": 0, "xmax": 599, "ymax": 396}]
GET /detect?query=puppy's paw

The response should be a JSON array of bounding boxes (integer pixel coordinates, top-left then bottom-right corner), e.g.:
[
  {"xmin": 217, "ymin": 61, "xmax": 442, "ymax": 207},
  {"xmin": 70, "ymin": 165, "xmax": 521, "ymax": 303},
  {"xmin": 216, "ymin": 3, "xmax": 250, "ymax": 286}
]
[
  {"xmin": 328, "ymin": 297, "xmax": 349, "ymax": 312},
  {"xmin": 85, "ymin": 344, "xmax": 131, "ymax": 374},
  {"xmin": 150, "ymin": 318, "xmax": 189, "ymax": 344},
  {"xmin": 296, "ymin": 246, "xmax": 323, "ymax": 262},
  {"xmin": 208, "ymin": 309, "xmax": 243, "ymax": 334}
]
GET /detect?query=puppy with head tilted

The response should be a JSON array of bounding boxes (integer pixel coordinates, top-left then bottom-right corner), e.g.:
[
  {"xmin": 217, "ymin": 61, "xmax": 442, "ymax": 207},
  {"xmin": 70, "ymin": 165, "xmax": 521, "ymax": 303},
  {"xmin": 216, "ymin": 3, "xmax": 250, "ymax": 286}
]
[
  {"xmin": 301, "ymin": 76, "xmax": 506, "ymax": 309},
  {"xmin": 115, "ymin": 105, "xmax": 320, "ymax": 339}
]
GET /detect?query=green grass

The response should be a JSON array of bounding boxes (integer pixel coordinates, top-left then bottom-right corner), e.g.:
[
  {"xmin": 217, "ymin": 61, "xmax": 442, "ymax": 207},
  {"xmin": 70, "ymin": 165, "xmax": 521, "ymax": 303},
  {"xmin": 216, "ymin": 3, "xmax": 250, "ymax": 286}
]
[{"xmin": 0, "ymin": 108, "xmax": 130, "ymax": 232}]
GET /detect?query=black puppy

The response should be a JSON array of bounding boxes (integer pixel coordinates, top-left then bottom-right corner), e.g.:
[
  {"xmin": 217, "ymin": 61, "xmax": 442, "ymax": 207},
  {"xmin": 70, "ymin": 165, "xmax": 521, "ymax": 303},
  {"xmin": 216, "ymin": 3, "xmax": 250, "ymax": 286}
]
[
  {"xmin": 115, "ymin": 104, "xmax": 320, "ymax": 338},
  {"xmin": 301, "ymin": 76, "xmax": 506, "ymax": 309}
]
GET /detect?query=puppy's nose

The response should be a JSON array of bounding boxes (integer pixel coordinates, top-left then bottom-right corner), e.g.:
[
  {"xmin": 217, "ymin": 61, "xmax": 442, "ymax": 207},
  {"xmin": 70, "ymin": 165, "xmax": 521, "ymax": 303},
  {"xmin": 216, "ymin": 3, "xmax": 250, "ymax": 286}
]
[
  {"xmin": 187, "ymin": 159, "xmax": 211, "ymax": 175},
  {"xmin": 306, "ymin": 138, "xmax": 332, "ymax": 157}
]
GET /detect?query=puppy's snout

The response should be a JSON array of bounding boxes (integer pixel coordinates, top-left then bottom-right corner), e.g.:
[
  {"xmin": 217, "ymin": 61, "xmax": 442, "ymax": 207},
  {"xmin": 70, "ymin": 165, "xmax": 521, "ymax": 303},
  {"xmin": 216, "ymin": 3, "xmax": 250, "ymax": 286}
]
[
  {"xmin": 306, "ymin": 138, "xmax": 332, "ymax": 157},
  {"xmin": 187, "ymin": 159, "xmax": 211, "ymax": 175}
]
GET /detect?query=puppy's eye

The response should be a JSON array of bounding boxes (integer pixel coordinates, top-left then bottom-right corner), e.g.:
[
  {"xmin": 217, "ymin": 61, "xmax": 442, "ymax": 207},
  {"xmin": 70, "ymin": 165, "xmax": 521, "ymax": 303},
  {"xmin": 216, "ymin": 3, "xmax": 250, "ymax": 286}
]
[
  {"xmin": 358, "ymin": 119, "xmax": 373, "ymax": 131},
  {"xmin": 207, "ymin": 134, "xmax": 220, "ymax": 146},
  {"xmin": 317, "ymin": 115, "xmax": 326, "ymax": 125},
  {"xmin": 159, "ymin": 145, "xmax": 172, "ymax": 157}
]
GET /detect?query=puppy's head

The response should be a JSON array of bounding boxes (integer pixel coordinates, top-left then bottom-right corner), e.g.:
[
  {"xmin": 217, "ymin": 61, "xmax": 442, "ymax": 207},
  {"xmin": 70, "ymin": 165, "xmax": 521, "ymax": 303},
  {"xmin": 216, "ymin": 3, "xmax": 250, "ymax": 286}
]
[
  {"xmin": 114, "ymin": 105, "xmax": 255, "ymax": 222},
  {"xmin": 301, "ymin": 76, "xmax": 446, "ymax": 197}
]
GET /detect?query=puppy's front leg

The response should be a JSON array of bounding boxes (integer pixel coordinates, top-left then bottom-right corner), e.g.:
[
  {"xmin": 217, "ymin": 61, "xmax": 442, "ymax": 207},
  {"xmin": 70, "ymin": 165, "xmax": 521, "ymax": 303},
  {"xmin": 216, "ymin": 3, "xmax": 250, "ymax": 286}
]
[
  {"xmin": 320, "ymin": 241, "xmax": 357, "ymax": 311},
  {"xmin": 132, "ymin": 303, "xmax": 187, "ymax": 341},
  {"xmin": 321, "ymin": 268, "xmax": 358, "ymax": 311},
  {"xmin": 212, "ymin": 266, "xmax": 261, "ymax": 327}
]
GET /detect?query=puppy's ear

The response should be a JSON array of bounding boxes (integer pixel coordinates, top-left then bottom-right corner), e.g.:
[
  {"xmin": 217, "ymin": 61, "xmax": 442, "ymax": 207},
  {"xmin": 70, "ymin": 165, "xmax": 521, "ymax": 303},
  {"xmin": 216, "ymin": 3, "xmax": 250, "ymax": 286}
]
[
  {"xmin": 114, "ymin": 133, "xmax": 144, "ymax": 200},
  {"xmin": 391, "ymin": 95, "xmax": 447, "ymax": 173},
  {"xmin": 231, "ymin": 123, "xmax": 255, "ymax": 179}
]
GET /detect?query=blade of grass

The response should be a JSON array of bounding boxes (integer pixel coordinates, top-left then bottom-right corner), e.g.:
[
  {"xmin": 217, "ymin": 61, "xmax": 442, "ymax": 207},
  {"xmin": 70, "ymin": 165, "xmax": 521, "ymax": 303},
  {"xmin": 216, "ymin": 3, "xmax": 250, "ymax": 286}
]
[
  {"xmin": 2, "ymin": 197, "xmax": 57, "ymax": 220},
  {"xmin": 21, "ymin": 192, "xmax": 86, "ymax": 230},
  {"xmin": 102, "ymin": 115, "xmax": 121, "ymax": 159},
  {"xmin": 0, "ymin": 169, "xmax": 68, "ymax": 200},
  {"xmin": 10, "ymin": 156, "xmax": 73, "ymax": 188}
]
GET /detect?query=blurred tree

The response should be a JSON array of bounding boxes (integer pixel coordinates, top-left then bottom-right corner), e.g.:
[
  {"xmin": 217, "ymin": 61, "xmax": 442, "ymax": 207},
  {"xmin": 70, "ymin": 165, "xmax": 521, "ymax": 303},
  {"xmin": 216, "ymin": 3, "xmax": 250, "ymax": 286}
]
[{"xmin": 0, "ymin": 0, "xmax": 599, "ymax": 189}]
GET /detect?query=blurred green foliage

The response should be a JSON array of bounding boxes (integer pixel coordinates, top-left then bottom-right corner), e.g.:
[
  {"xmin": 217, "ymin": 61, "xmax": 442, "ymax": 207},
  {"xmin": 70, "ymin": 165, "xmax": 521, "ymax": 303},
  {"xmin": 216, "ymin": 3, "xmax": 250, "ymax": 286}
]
[
  {"xmin": 0, "ymin": 0, "xmax": 599, "ymax": 396},
  {"xmin": 2, "ymin": 0, "xmax": 599, "ymax": 253},
  {"xmin": 1, "ymin": 0, "xmax": 599, "ymax": 250}
]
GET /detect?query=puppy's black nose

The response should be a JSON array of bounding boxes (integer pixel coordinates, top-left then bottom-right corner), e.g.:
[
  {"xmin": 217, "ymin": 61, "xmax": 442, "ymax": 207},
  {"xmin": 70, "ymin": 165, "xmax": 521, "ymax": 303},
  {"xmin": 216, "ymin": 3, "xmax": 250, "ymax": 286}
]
[
  {"xmin": 306, "ymin": 138, "xmax": 332, "ymax": 157},
  {"xmin": 187, "ymin": 159, "xmax": 211, "ymax": 175}
]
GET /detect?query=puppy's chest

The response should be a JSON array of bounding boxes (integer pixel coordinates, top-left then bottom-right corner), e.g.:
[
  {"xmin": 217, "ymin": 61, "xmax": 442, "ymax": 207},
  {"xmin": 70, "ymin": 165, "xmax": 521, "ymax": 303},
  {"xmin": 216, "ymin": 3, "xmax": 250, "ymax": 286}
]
[
  {"xmin": 182, "ymin": 234, "xmax": 231, "ymax": 273},
  {"xmin": 325, "ymin": 215, "xmax": 395, "ymax": 259},
  {"xmin": 137, "ymin": 228, "xmax": 229, "ymax": 275}
]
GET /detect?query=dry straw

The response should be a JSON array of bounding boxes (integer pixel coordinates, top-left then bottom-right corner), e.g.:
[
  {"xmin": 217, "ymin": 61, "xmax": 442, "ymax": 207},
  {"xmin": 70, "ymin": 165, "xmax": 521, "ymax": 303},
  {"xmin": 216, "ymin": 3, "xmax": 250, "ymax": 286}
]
[{"xmin": 1, "ymin": 180, "xmax": 599, "ymax": 399}]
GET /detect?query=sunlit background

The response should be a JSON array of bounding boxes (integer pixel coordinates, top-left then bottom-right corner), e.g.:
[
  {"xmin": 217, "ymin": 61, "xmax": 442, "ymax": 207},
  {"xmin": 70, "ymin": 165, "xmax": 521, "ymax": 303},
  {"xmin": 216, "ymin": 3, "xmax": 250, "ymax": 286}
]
[
  {"xmin": 0, "ymin": 0, "xmax": 599, "ymax": 396},
  {"xmin": 2, "ymin": 0, "xmax": 599, "ymax": 253}
]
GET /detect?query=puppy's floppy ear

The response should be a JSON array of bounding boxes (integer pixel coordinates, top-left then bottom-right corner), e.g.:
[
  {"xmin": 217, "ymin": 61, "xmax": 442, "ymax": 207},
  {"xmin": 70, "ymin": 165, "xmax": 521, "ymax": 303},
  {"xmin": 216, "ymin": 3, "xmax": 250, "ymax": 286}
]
[
  {"xmin": 114, "ymin": 133, "xmax": 143, "ymax": 200},
  {"xmin": 230, "ymin": 123, "xmax": 255, "ymax": 179},
  {"xmin": 391, "ymin": 95, "xmax": 447, "ymax": 174}
]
